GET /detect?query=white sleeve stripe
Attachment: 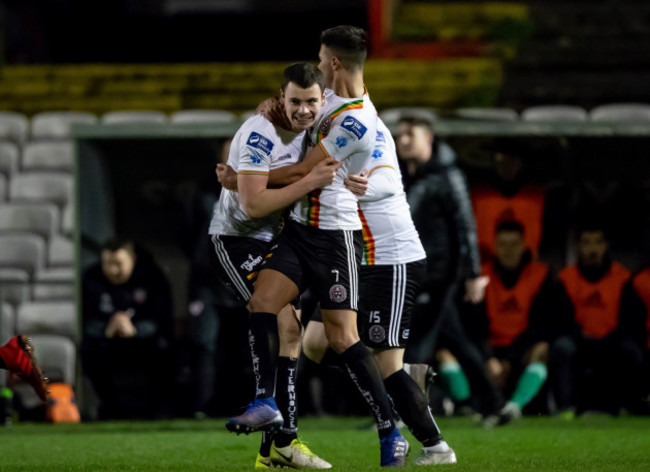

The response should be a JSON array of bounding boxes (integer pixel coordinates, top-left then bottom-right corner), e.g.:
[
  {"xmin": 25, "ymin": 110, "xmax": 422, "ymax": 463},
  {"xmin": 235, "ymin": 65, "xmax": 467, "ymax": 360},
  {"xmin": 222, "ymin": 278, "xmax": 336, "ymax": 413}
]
[{"xmin": 211, "ymin": 234, "xmax": 252, "ymax": 301}]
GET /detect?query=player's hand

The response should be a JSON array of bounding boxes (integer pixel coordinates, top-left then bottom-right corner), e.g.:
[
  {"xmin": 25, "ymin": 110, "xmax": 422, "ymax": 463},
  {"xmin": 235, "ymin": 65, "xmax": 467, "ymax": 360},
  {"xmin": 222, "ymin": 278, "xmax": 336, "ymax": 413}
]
[
  {"xmin": 308, "ymin": 157, "xmax": 342, "ymax": 189},
  {"xmin": 463, "ymin": 275, "xmax": 489, "ymax": 303},
  {"xmin": 486, "ymin": 357, "xmax": 503, "ymax": 380},
  {"xmin": 257, "ymin": 97, "xmax": 292, "ymax": 130},
  {"xmin": 216, "ymin": 163, "xmax": 238, "ymax": 190},
  {"xmin": 344, "ymin": 168, "xmax": 369, "ymax": 196}
]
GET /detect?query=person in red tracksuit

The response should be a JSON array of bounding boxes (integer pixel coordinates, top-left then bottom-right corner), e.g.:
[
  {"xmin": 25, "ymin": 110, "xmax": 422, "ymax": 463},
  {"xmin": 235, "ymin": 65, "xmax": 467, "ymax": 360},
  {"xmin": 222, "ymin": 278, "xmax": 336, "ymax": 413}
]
[{"xmin": 549, "ymin": 223, "xmax": 646, "ymax": 416}]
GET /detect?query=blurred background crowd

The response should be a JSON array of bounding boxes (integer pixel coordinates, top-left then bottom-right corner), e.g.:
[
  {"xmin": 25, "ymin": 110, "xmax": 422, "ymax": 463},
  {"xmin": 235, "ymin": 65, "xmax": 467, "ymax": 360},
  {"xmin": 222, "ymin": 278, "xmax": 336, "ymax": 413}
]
[{"xmin": 0, "ymin": 0, "xmax": 649, "ymax": 424}]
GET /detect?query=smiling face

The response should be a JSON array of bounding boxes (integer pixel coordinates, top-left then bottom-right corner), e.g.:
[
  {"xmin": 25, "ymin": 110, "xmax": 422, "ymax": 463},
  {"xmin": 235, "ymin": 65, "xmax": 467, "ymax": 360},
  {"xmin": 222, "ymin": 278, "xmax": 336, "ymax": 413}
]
[{"xmin": 281, "ymin": 82, "xmax": 325, "ymax": 133}]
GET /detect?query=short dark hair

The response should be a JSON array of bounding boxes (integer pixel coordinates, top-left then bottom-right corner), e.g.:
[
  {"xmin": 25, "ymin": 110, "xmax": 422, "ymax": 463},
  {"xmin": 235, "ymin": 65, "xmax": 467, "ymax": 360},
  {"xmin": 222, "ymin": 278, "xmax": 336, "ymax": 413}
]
[
  {"xmin": 398, "ymin": 115, "xmax": 434, "ymax": 133},
  {"xmin": 102, "ymin": 237, "xmax": 135, "ymax": 255},
  {"xmin": 495, "ymin": 219, "xmax": 525, "ymax": 236},
  {"xmin": 281, "ymin": 62, "xmax": 325, "ymax": 93},
  {"xmin": 320, "ymin": 25, "xmax": 368, "ymax": 70}
]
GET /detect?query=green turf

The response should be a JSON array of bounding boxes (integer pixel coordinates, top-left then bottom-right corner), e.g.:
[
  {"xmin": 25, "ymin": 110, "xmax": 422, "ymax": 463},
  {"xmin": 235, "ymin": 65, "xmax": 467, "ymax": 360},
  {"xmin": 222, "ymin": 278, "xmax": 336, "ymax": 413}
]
[{"xmin": 0, "ymin": 415, "xmax": 649, "ymax": 471}]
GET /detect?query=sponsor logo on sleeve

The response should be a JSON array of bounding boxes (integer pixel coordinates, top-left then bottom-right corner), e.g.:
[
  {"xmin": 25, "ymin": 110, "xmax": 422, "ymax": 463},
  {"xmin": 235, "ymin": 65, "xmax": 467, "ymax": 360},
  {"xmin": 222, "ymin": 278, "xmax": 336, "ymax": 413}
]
[
  {"xmin": 336, "ymin": 136, "xmax": 348, "ymax": 148},
  {"xmin": 376, "ymin": 130, "xmax": 386, "ymax": 143},
  {"xmin": 372, "ymin": 149, "xmax": 383, "ymax": 159},
  {"xmin": 246, "ymin": 132, "xmax": 274, "ymax": 156},
  {"xmin": 340, "ymin": 116, "xmax": 367, "ymax": 140}
]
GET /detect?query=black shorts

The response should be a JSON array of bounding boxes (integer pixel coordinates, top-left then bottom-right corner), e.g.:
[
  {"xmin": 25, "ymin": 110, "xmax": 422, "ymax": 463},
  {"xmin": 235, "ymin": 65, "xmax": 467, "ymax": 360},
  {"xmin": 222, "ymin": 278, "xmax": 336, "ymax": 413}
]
[
  {"xmin": 211, "ymin": 234, "xmax": 270, "ymax": 303},
  {"xmin": 261, "ymin": 220, "xmax": 362, "ymax": 311},
  {"xmin": 358, "ymin": 260, "xmax": 426, "ymax": 349}
]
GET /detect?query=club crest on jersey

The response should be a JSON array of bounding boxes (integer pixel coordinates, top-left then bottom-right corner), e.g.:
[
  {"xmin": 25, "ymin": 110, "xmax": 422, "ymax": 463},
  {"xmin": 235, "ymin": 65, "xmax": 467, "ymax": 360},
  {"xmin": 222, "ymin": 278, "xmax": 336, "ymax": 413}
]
[
  {"xmin": 341, "ymin": 116, "xmax": 367, "ymax": 140},
  {"xmin": 318, "ymin": 116, "xmax": 332, "ymax": 137},
  {"xmin": 336, "ymin": 136, "xmax": 348, "ymax": 148},
  {"xmin": 329, "ymin": 284, "xmax": 347, "ymax": 303},
  {"xmin": 246, "ymin": 132, "xmax": 274, "ymax": 157},
  {"xmin": 369, "ymin": 325, "xmax": 386, "ymax": 343}
]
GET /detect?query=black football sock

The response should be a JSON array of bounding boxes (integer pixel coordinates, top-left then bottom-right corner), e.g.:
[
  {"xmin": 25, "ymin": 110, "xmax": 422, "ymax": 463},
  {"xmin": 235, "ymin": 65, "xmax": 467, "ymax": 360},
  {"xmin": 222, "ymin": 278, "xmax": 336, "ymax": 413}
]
[
  {"xmin": 248, "ymin": 312, "xmax": 279, "ymax": 399},
  {"xmin": 338, "ymin": 341, "xmax": 395, "ymax": 438},
  {"xmin": 385, "ymin": 369, "xmax": 443, "ymax": 447},
  {"xmin": 274, "ymin": 356, "xmax": 299, "ymax": 447}
]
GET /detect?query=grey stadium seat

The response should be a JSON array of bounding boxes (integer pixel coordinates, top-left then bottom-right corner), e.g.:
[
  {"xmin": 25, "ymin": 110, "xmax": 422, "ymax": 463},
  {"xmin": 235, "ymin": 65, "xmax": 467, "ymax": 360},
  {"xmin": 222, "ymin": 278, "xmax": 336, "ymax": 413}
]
[
  {"xmin": 0, "ymin": 112, "xmax": 29, "ymax": 143},
  {"xmin": 12, "ymin": 334, "xmax": 77, "ymax": 407},
  {"xmin": 171, "ymin": 109, "xmax": 238, "ymax": 124},
  {"xmin": 521, "ymin": 105, "xmax": 589, "ymax": 122},
  {"xmin": 454, "ymin": 107, "xmax": 519, "ymax": 121},
  {"xmin": 1, "ymin": 302, "xmax": 15, "ymax": 344},
  {"xmin": 48, "ymin": 235, "xmax": 74, "ymax": 267},
  {"xmin": 0, "ymin": 233, "xmax": 46, "ymax": 278},
  {"xmin": 0, "ymin": 268, "xmax": 31, "ymax": 307},
  {"xmin": 16, "ymin": 301, "xmax": 78, "ymax": 342},
  {"xmin": 9, "ymin": 172, "xmax": 73, "ymax": 209},
  {"xmin": 22, "ymin": 141, "xmax": 74, "ymax": 172},
  {"xmin": 379, "ymin": 107, "xmax": 438, "ymax": 127},
  {"xmin": 590, "ymin": 103, "xmax": 650, "ymax": 121},
  {"xmin": 0, "ymin": 173, "xmax": 6, "ymax": 202},
  {"xmin": 33, "ymin": 267, "xmax": 75, "ymax": 301},
  {"xmin": 0, "ymin": 202, "xmax": 60, "ymax": 242},
  {"xmin": 31, "ymin": 111, "xmax": 98, "ymax": 139},
  {"xmin": 101, "ymin": 110, "xmax": 168, "ymax": 125},
  {"xmin": 0, "ymin": 141, "xmax": 20, "ymax": 179}
]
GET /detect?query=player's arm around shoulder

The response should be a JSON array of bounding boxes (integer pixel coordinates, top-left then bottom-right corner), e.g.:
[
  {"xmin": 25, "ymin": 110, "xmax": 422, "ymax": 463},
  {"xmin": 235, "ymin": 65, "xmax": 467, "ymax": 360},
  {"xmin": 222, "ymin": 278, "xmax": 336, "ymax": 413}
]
[{"xmin": 239, "ymin": 158, "xmax": 341, "ymax": 218}]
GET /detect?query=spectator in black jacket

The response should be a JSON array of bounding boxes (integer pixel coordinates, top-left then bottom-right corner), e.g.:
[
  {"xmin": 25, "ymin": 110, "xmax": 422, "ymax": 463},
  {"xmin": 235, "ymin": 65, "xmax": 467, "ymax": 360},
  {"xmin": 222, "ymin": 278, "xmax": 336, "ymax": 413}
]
[
  {"xmin": 81, "ymin": 237, "xmax": 174, "ymax": 419},
  {"xmin": 396, "ymin": 116, "xmax": 506, "ymax": 422}
]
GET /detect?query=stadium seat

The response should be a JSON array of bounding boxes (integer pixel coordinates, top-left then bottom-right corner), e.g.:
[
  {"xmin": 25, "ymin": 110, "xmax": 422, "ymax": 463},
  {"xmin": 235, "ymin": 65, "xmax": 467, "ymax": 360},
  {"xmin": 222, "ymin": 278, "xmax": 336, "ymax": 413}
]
[
  {"xmin": 0, "ymin": 233, "xmax": 46, "ymax": 278},
  {"xmin": 0, "ymin": 173, "xmax": 6, "ymax": 202},
  {"xmin": 170, "ymin": 109, "xmax": 238, "ymax": 124},
  {"xmin": 9, "ymin": 173, "xmax": 73, "ymax": 209},
  {"xmin": 379, "ymin": 107, "xmax": 438, "ymax": 127},
  {"xmin": 22, "ymin": 141, "xmax": 74, "ymax": 173},
  {"xmin": 0, "ymin": 141, "xmax": 20, "ymax": 179},
  {"xmin": 16, "ymin": 301, "xmax": 78, "ymax": 342},
  {"xmin": 33, "ymin": 268, "xmax": 74, "ymax": 301},
  {"xmin": 0, "ymin": 112, "xmax": 29, "ymax": 143},
  {"xmin": 13, "ymin": 334, "xmax": 77, "ymax": 408},
  {"xmin": 521, "ymin": 105, "xmax": 589, "ymax": 122},
  {"xmin": 101, "ymin": 110, "xmax": 168, "ymax": 125},
  {"xmin": 454, "ymin": 107, "xmax": 519, "ymax": 121},
  {"xmin": 1, "ymin": 302, "xmax": 15, "ymax": 345},
  {"xmin": 31, "ymin": 112, "xmax": 98, "ymax": 139},
  {"xmin": 0, "ymin": 202, "xmax": 60, "ymax": 242},
  {"xmin": 61, "ymin": 203, "xmax": 74, "ymax": 236},
  {"xmin": 0, "ymin": 268, "xmax": 30, "ymax": 307},
  {"xmin": 589, "ymin": 103, "xmax": 650, "ymax": 121},
  {"xmin": 48, "ymin": 235, "xmax": 74, "ymax": 267}
]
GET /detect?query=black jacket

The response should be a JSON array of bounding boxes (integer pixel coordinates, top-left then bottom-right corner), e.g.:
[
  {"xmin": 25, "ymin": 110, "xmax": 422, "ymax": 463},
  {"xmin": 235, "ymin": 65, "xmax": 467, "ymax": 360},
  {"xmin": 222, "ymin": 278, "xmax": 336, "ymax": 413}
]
[
  {"xmin": 82, "ymin": 248, "xmax": 174, "ymax": 343},
  {"xmin": 403, "ymin": 141, "xmax": 482, "ymax": 285}
]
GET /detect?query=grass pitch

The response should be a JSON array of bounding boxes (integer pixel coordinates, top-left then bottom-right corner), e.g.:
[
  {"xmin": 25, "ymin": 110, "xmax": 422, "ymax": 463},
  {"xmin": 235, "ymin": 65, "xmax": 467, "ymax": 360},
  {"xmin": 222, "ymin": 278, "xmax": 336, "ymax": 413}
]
[{"xmin": 0, "ymin": 415, "xmax": 649, "ymax": 471}]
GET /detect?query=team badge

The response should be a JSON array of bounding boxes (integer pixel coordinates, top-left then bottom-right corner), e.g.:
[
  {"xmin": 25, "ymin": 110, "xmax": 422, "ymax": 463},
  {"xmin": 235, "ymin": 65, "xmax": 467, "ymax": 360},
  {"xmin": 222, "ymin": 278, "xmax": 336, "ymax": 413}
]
[
  {"xmin": 329, "ymin": 284, "xmax": 347, "ymax": 303},
  {"xmin": 369, "ymin": 325, "xmax": 386, "ymax": 343},
  {"xmin": 319, "ymin": 116, "xmax": 332, "ymax": 137}
]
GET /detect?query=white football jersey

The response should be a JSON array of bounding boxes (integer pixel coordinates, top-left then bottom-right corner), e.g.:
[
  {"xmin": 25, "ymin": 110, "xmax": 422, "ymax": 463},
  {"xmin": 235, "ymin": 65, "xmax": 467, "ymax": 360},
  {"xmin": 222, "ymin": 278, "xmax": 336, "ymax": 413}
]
[
  {"xmin": 354, "ymin": 118, "xmax": 426, "ymax": 265},
  {"xmin": 209, "ymin": 114, "xmax": 306, "ymax": 241},
  {"xmin": 289, "ymin": 88, "xmax": 378, "ymax": 230}
]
